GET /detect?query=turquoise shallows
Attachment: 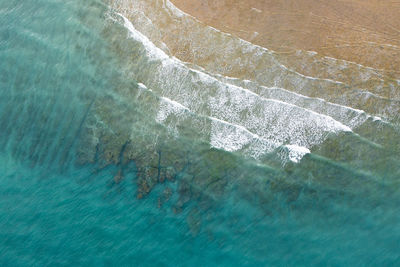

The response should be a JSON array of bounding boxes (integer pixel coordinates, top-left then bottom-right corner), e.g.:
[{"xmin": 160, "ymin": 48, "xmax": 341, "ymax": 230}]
[{"xmin": 0, "ymin": 0, "xmax": 399, "ymax": 266}]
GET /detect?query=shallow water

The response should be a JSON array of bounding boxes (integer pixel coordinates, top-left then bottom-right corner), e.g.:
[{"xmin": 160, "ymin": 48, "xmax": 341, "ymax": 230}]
[{"xmin": 1, "ymin": 0, "xmax": 400, "ymax": 266}]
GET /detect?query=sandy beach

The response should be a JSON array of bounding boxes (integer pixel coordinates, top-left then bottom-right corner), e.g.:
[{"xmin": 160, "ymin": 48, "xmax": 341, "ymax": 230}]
[{"xmin": 171, "ymin": 0, "xmax": 400, "ymax": 77}]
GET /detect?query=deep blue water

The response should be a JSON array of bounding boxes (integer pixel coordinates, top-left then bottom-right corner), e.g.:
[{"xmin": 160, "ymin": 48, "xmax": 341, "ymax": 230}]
[{"xmin": 1, "ymin": 0, "xmax": 400, "ymax": 266}]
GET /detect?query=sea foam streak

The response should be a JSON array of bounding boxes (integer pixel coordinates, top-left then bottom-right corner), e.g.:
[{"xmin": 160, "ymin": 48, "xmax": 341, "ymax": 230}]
[
  {"xmin": 113, "ymin": 0, "xmax": 400, "ymax": 122},
  {"xmin": 118, "ymin": 13, "xmax": 353, "ymax": 162}
]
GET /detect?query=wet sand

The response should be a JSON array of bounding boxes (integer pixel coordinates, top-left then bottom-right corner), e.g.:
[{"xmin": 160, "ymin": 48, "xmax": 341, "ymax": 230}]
[
  {"xmin": 171, "ymin": 0, "xmax": 400, "ymax": 77},
  {"xmin": 110, "ymin": 0, "xmax": 400, "ymax": 122}
]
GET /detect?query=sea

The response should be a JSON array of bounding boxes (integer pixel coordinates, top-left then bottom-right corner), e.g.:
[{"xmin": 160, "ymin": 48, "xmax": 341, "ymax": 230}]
[{"xmin": 0, "ymin": 0, "xmax": 400, "ymax": 266}]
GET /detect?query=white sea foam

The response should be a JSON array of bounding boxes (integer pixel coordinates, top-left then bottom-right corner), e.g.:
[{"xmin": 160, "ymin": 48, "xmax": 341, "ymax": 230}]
[
  {"xmin": 279, "ymin": 145, "xmax": 311, "ymax": 164},
  {"xmin": 119, "ymin": 13, "xmax": 168, "ymax": 61},
  {"xmin": 118, "ymin": 0, "xmax": 400, "ymax": 109},
  {"xmin": 135, "ymin": 0, "xmax": 355, "ymax": 87},
  {"xmin": 209, "ymin": 73, "xmax": 382, "ymax": 129},
  {"xmin": 156, "ymin": 96, "xmax": 188, "ymax": 121},
  {"xmin": 156, "ymin": 95, "xmax": 278, "ymax": 154},
  {"xmin": 210, "ymin": 119, "xmax": 254, "ymax": 152},
  {"xmin": 137, "ymin": 83, "xmax": 148, "ymax": 89},
  {"xmin": 163, "ymin": 0, "xmax": 185, "ymax": 18},
  {"xmin": 373, "ymin": 116, "xmax": 382, "ymax": 122},
  {"xmin": 116, "ymin": 12, "xmax": 367, "ymax": 163},
  {"xmin": 118, "ymin": 0, "xmax": 400, "ymax": 103}
]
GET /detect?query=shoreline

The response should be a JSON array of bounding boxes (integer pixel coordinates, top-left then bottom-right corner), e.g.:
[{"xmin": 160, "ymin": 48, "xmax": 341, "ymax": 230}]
[{"xmin": 170, "ymin": 0, "xmax": 400, "ymax": 77}]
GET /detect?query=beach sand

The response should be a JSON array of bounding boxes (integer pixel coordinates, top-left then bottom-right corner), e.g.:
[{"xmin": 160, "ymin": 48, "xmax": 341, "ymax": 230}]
[{"xmin": 171, "ymin": 0, "xmax": 400, "ymax": 77}]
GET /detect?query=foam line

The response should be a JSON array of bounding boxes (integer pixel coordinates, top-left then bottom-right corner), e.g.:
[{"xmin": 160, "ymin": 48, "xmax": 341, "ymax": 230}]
[{"xmin": 116, "ymin": 13, "xmax": 373, "ymax": 163}]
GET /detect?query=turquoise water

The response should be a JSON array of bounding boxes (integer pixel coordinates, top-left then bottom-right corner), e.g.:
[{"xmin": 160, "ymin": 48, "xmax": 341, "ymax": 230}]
[{"xmin": 1, "ymin": 0, "xmax": 400, "ymax": 266}]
